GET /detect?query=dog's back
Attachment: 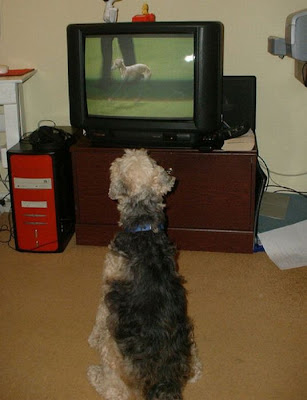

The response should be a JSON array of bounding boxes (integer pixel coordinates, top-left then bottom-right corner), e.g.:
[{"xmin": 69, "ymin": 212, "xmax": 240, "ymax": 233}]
[
  {"xmin": 87, "ymin": 149, "xmax": 201, "ymax": 399},
  {"xmin": 106, "ymin": 230, "xmax": 193, "ymax": 399}
]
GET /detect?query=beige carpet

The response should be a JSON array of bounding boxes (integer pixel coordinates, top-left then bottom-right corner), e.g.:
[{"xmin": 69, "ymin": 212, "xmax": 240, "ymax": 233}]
[{"xmin": 0, "ymin": 219, "xmax": 306, "ymax": 400}]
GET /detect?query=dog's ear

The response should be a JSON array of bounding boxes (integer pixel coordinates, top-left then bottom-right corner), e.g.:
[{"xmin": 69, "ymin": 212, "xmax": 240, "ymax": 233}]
[
  {"xmin": 152, "ymin": 166, "xmax": 176, "ymax": 196},
  {"xmin": 109, "ymin": 158, "xmax": 127, "ymax": 200}
]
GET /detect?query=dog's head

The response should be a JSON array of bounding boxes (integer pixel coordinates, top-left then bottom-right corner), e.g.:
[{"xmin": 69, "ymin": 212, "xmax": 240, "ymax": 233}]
[
  {"xmin": 111, "ymin": 58, "xmax": 124, "ymax": 70},
  {"xmin": 109, "ymin": 149, "xmax": 176, "ymax": 202}
]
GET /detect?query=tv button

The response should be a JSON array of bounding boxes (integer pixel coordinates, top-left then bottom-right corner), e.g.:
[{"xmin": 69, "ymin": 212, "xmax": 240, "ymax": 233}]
[
  {"xmin": 164, "ymin": 133, "xmax": 177, "ymax": 141},
  {"xmin": 177, "ymin": 133, "xmax": 191, "ymax": 141}
]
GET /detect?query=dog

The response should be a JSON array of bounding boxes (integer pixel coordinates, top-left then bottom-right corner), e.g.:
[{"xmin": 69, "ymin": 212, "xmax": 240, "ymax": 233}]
[
  {"xmin": 88, "ymin": 149, "xmax": 202, "ymax": 400},
  {"xmin": 111, "ymin": 58, "xmax": 152, "ymax": 82}
]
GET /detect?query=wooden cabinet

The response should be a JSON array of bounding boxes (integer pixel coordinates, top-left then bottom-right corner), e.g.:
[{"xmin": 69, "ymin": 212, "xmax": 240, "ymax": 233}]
[{"xmin": 71, "ymin": 138, "xmax": 258, "ymax": 253}]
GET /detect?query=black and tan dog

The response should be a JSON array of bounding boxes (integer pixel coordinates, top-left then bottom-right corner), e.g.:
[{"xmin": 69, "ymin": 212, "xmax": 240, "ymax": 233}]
[{"xmin": 88, "ymin": 149, "xmax": 201, "ymax": 400}]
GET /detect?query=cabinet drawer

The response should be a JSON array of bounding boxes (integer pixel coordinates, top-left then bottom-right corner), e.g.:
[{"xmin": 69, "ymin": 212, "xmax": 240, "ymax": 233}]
[{"xmin": 150, "ymin": 151, "xmax": 256, "ymax": 231}]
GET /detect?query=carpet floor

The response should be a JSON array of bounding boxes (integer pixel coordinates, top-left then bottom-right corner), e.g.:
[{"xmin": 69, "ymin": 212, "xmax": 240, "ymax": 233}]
[{"xmin": 0, "ymin": 220, "xmax": 306, "ymax": 400}]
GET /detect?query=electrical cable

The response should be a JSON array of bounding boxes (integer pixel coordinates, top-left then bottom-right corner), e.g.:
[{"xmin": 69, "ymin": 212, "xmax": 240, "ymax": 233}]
[
  {"xmin": 0, "ymin": 171, "xmax": 9, "ymax": 191},
  {"xmin": 0, "ymin": 172, "xmax": 10, "ymax": 206},
  {"xmin": 268, "ymin": 170, "xmax": 307, "ymax": 177},
  {"xmin": 258, "ymin": 155, "xmax": 307, "ymax": 199},
  {"xmin": 0, "ymin": 211, "xmax": 15, "ymax": 248}
]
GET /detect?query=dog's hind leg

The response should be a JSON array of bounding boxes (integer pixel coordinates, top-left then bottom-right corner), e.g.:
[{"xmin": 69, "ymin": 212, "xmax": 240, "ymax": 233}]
[
  {"xmin": 188, "ymin": 342, "xmax": 202, "ymax": 383},
  {"xmin": 88, "ymin": 364, "xmax": 130, "ymax": 400},
  {"xmin": 108, "ymin": 80, "xmax": 127, "ymax": 100},
  {"xmin": 88, "ymin": 301, "xmax": 109, "ymax": 350},
  {"xmin": 89, "ymin": 252, "xmax": 127, "ymax": 349}
]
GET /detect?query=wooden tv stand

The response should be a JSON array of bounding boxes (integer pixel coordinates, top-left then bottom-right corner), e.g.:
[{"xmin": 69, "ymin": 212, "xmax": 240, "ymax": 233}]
[{"xmin": 70, "ymin": 136, "xmax": 258, "ymax": 253}]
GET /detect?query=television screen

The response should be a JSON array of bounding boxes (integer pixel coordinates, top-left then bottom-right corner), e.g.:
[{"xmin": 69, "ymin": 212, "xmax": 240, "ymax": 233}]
[
  {"xmin": 85, "ymin": 34, "xmax": 194, "ymax": 119},
  {"xmin": 67, "ymin": 22, "xmax": 224, "ymax": 148}
]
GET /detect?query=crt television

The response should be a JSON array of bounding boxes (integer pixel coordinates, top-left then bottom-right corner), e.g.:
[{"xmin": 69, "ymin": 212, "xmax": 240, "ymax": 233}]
[{"xmin": 67, "ymin": 21, "xmax": 224, "ymax": 148}]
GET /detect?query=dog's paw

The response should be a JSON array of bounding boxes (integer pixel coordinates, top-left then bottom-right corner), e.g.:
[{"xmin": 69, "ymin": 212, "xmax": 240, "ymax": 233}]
[
  {"xmin": 188, "ymin": 358, "xmax": 202, "ymax": 383},
  {"xmin": 87, "ymin": 365, "xmax": 103, "ymax": 386},
  {"xmin": 88, "ymin": 332, "xmax": 98, "ymax": 348},
  {"xmin": 188, "ymin": 343, "xmax": 202, "ymax": 383},
  {"xmin": 188, "ymin": 368, "xmax": 202, "ymax": 384},
  {"xmin": 87, "ymin": 364, "xmax": 130, "ymax": 400}
]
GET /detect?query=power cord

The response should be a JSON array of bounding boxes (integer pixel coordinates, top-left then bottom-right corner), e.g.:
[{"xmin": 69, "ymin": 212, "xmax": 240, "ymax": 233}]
[
  {"xmin": 0, "ymin": 210, "xmax": 15, "ymax": 249},
  {"xmin": 0, "ymin": 171, "xmax": 10, "ymax": 191},
  {"xmin": 258, "ymin": 155, "xmax": 307, "ymax": 199},
  {"xmin": 0, "ymin": 171, "xmax": 10, "ymax": 207}
]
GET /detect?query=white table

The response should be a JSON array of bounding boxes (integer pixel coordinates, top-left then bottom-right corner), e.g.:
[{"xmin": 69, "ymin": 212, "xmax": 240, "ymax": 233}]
[{"xmin": 0, "ymin": 70, "xmax": 36, "ymax": 167}]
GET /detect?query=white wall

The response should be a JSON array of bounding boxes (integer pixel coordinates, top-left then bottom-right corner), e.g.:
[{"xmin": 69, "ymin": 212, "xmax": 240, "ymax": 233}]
[{"xmin": 0, "ymin": 0, "xmax": 306, "ymax": 192}]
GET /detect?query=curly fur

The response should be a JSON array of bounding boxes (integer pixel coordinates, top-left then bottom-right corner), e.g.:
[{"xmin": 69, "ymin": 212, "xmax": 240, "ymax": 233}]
[{"xmin": 88, "ymin": 149, "xmax": 202, "ymax": 400}]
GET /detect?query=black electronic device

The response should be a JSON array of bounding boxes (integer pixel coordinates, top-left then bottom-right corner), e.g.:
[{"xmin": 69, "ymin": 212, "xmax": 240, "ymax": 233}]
[
  {"xmin": 198, "ymin": 75, "xmax": 256, "ymax": 150},
  {"xmin": 67, "ymin": 21, "xmax": 224, "ymax": 149},
  {"xmin": 222, "ymin": 75, "xmax": 256, "ymax": 132},
  {"xmin": 28, "ymin": 125, "xmax": 75, "ymax": 151}
]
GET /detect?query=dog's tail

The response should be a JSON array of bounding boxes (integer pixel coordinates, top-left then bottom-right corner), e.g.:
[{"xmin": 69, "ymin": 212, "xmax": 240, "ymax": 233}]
[{"xmin": 146, "ymin": 382, "xmax": 182, "ymax": 400}]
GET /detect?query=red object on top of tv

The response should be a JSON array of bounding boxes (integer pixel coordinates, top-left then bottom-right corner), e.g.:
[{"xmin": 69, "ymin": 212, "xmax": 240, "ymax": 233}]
[
  {"xmin": 132, "ymin": 13, "xmax": 156, "ymax": 22},
  {"xmin": 132, "ymin": 3, "xmax": 155, "ymax": 22}
]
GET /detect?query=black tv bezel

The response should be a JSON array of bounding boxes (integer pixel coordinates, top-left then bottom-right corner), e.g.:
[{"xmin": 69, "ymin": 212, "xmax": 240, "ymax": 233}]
[{"xmin": 67, "ymin": 21, "xmax": 224, "ymax": 139}]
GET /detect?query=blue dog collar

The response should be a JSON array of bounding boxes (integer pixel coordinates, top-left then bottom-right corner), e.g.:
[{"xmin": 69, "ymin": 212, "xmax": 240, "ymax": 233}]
[{"xmin": 126, "ymin": 224, "xmax": 164, "ymax": 233}]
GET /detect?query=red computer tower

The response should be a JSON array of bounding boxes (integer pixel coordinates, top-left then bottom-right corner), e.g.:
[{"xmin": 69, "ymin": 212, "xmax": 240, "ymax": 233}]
[{"xmin": 8, "ymin": 142, "xmax": 75, "ymax": 252}]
